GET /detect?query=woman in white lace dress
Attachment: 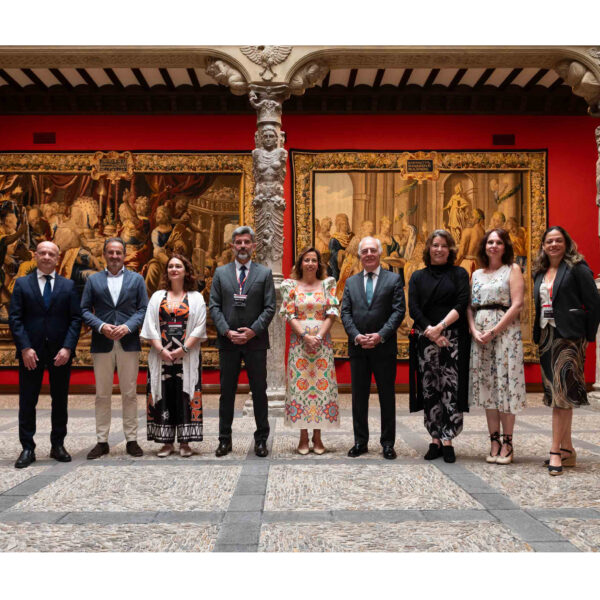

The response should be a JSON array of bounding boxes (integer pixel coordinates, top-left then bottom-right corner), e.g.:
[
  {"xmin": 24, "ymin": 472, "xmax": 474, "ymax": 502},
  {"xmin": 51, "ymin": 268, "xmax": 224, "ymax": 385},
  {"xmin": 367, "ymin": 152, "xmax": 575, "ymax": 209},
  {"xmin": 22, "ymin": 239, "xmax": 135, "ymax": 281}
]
[{"xmin": 467, "ymin": 229, "xmax": 526, "ymax": 465}]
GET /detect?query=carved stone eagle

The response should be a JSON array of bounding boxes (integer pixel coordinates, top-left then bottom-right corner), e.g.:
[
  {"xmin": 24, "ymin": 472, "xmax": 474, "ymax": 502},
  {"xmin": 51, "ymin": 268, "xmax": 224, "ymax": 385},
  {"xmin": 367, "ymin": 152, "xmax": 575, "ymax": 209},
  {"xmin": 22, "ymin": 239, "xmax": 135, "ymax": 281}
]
[{"xmin": 240, "ymin": 45, "xmax": 292, "ymax": 81}]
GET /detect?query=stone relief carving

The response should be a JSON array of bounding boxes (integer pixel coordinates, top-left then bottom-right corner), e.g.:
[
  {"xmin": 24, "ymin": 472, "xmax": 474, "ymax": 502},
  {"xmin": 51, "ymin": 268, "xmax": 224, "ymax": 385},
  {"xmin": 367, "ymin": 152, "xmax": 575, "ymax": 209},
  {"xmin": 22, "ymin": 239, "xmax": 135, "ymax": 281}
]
[
  {"xmin": 205, "ymin": 58, "xmax": 248, "ymax": 95},
  {"xmin": 555, "ymin": 59, "xmax": 600, "ymax": 115},
  {"xmin": 288, "ymin": 61, "xmax": 329, "ymax": 95},
  {"xmin": 252, "ymin": 124, "xmax": 287, "ymax": 262},
  {"xmin": 240, "ymin": 46, "xmax": 292, "ymax": 81},
  {"xmin": 248, "ymin": 85, "xmax": 289, "ymax": 126},
  {"xmin": 588, "ymin": 47, "xmax": 600, "ymax": 60}
]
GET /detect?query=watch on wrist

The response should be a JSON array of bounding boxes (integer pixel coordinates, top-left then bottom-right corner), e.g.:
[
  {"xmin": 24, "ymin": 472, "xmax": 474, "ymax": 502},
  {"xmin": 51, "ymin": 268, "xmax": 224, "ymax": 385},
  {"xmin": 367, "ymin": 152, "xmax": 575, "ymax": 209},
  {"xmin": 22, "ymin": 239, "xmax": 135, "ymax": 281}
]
[
  {"xmin": 182, "ymin": 345, "xmax": 189, "ymax": 354},
  {"xmin": 315, "ymin": 334, "xmax": 323, "ymax": 342},
  {"xmin": 440, "ymin": 319, "xmax": 447, "ymax": 329}
]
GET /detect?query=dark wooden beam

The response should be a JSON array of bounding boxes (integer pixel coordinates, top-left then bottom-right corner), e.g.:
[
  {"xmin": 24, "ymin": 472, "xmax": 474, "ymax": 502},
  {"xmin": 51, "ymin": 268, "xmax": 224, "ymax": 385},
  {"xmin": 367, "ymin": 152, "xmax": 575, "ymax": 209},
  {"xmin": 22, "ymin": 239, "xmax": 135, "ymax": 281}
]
[
  {"xmin": 104, "ymin": 68, "xmax": 123, "ymax": 89},
  {"xmin": 524, "ymin": 69, "xmax": 549, "ymax": 90},
  {"xmin": 159, "ymin": 68, "xmax": 175, "ymax": 91},
  {"xmin": 76, "ymin": 68, "xmax": 98, "ymax": 89},
  {"xmin": 398, "ymin": 68, "xmax": 412, "ymax": 88},
  {"xmin": 447, "ymin": 68, "xmax": 467, "ymax": 90},
  {"xmin": 320, "ymin": 72, "xmax": 330, "ymax": 89},
  {"xmin": 0, "ymin": 68, "xmax": 23, "ymax": 89},
  {"xmin": 549, "ymin": 76, "xmax": 565, "ymax": 91},
  {"xmin": 498, "ymin": 68, "xmax": 522, "ymax": 90},
  {"xmin": 187, "ymin": 67, "xmax": 200, "ymax": 90},
  {"xmin": 474, "ymin": 68, "xmax": 495, "ymax": 89},
  {"xmin": 373, "ymin": 69, "xmax": 385, "ymax": 88},
  {"xmin": 22, "ymin": 68, "xmax": 47, "ymax": 90},
  {"xmin": 347, "ymin": 68, "xmax": 358, "ymax": 89},
  {"xmin": 424, "ymin": 68, "xmax": 440, "ymax": 88},
  {"xmin": 132, "ymin": 68, "xmax": 149, "ymax": 90},
  {"xmin": 49, "ymin": 68, "xmax": 73, "ymax": 90}
]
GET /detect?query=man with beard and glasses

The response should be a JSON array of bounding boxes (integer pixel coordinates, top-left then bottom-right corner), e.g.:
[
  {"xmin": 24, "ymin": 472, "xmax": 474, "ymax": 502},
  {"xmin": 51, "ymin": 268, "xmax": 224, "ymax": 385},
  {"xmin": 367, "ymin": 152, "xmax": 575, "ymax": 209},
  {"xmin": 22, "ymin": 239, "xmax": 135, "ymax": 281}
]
[
  {"xmin": 209, "ymin": 226, "xmax": 275, "ymax": 457},
  {"xmin": 81, "ymin": 237, "xmax": 148, "ymax": 459}
]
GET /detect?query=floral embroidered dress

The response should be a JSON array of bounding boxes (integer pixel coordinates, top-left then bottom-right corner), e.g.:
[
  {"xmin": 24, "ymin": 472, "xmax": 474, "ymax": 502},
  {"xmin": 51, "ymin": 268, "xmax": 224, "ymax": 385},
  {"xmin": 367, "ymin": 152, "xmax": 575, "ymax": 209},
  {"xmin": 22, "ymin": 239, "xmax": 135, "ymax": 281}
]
[
  {"xmin": 469, "ymin": 264, "xmax": 526, "ymax": 413},
  {"xmin": 280, "ymin": 277, "xmax": 340, "ymax": 428}
]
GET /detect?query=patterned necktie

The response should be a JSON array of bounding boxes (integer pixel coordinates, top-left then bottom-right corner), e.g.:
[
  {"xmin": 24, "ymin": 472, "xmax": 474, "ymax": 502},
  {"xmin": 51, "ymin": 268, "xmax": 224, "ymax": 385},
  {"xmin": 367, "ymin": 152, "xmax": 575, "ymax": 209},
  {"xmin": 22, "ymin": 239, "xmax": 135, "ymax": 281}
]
[
  {"xmin": 238, "ymin": 265, "xmax": 247, "ymax": 293},
  {"xmin": 43, "ymin": 274, "xmax": 52, "ymax": 308},
  {"xmin": 366, "ymin": 272, "xmax": 374, "ymax": 305}
]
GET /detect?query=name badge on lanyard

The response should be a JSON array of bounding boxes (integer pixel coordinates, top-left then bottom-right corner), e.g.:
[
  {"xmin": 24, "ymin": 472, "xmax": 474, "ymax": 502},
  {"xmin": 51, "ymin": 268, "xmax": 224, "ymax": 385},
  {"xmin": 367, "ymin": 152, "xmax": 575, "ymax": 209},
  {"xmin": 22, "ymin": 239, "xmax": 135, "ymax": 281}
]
[
  {"xmin": 167, "ymin": 321, "xmax": 184, "ymax": 338},
  {"xmin": 233, "ymin": 293, "xmax": 247, "ymax": 308}
]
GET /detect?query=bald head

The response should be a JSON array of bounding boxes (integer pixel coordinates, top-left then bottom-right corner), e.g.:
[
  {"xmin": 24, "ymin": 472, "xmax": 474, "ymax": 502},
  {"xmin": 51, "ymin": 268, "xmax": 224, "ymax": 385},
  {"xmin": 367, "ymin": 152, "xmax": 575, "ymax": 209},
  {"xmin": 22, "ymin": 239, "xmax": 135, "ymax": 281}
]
[{"xmin": 35, "ymin": 241, "xmax": 60, "ymax": 274}]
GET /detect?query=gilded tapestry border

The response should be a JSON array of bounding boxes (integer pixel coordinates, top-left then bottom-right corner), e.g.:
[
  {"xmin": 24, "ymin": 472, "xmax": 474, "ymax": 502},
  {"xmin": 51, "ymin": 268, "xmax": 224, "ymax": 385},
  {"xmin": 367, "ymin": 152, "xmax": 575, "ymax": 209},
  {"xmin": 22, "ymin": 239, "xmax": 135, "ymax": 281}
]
[{"xmin": 290, "ymin": 149, "xmax": 548, "ymax": 362}]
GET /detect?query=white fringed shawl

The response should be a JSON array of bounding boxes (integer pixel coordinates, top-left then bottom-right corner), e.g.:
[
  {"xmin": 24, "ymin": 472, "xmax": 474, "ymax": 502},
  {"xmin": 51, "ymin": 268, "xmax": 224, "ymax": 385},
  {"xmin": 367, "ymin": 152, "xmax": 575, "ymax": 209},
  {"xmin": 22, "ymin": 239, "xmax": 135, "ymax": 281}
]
[{"xmin": 140, "ymin": 290, "xmax": 207, "ymax": 405}]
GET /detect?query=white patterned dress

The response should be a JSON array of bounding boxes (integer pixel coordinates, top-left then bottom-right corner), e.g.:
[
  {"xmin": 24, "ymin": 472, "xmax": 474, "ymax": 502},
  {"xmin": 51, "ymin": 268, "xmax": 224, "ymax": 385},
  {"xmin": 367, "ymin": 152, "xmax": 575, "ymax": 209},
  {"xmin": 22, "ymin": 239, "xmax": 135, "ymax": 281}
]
[
  {"xmin": 280, "ymin": 277, "xmax": 340, "ymax": 429},
  {"xmin": 469, "ymin": 264, "xmax": 526, "ymax": 413}
]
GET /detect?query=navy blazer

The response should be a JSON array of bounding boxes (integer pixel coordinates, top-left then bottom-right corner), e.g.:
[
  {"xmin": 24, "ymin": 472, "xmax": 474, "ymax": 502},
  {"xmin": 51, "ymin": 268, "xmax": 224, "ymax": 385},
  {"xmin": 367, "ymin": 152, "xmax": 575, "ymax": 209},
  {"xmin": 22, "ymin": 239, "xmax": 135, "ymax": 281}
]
[
  {"xmin": 9, "ymin": 271, "xmax": 82, "ymax": 357},
  {"xmin": 533, "ymin": 259, "xmax": 600, "ymax": 343},
  {"xmin": 208, "ymin": 261, "xmax": 276, "ymax": 351},
  {"xmin": 340, "ymin": 267, "xmax": 405, "ymax": 357},
  {"xmin": 80, "ymin": 269, "xmax": 148, "ymax": 353}
]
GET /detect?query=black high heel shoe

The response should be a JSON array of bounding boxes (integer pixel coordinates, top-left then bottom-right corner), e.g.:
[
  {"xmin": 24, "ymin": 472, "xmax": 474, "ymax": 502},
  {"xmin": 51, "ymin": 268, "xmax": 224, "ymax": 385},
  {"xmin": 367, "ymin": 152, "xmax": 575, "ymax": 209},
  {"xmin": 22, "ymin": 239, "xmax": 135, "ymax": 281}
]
[
  {"xmin": 548, "ymin": 451, "xmax": 563, "ymax": 476},
  {"xmin": 496, "ymin": 434, "xmax": 513, "ymax": 465}
]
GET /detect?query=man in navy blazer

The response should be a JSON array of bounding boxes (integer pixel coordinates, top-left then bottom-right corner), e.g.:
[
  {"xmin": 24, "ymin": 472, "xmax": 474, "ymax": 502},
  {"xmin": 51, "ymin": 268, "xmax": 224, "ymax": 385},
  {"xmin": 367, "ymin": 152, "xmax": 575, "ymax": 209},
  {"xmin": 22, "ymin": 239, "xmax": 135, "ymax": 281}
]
[
  {"xmin": 341, "ymin": 236, "xmax": 405, "ymax": 460},
  {"xmin": 9, "ymin": 241, "xmax": 82, "ymax": 468},
  {"xmin": 81, "ymin": 237, "xmax": 148, "ymax": 459}
]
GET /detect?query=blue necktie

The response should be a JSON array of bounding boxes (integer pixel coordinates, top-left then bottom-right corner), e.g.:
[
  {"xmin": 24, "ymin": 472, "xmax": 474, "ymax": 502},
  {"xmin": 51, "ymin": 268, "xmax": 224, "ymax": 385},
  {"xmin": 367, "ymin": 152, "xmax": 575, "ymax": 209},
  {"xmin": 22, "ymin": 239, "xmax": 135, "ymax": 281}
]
[
  {"xmin": 43, "ymin": 275, "xmax": 52, "ymax": 308},
  {"xmin": 366, "ymin": 272, "xmax": 374, "ymax": 305},
  {"xmin": 238, "ymin": 265, "xmax": 247, "ymax": 293}
]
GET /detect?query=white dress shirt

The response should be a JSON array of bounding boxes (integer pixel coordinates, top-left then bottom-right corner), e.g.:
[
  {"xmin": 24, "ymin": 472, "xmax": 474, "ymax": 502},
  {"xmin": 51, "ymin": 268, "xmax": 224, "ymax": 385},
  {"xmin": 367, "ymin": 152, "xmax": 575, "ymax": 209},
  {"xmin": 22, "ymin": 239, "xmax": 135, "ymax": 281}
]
[
  {"xmin": 362, "ymin": 265, "xmax": 381, "ymax": 293},
  {"xmin": 37, "ymin": 269, "xmax": 56, "ymax": 295},
  {"xmin": 99, "ymin": 267, "xmax": 129, "ymax": 334}
]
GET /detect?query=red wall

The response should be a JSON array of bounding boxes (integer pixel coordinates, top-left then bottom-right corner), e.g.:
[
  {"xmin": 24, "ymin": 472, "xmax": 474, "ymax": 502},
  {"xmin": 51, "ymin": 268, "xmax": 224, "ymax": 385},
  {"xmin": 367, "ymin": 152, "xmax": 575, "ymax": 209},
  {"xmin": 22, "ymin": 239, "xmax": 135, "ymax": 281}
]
[{"xmin": 1, "ymin": 113, "xmax": 599, "ymax": 384}]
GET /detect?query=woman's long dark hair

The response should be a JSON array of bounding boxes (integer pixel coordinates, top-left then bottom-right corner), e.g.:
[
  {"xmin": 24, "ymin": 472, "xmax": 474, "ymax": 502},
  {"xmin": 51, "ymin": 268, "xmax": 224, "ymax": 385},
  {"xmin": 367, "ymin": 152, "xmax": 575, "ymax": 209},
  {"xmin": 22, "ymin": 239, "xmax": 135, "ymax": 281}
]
[
  {"xmin": 159, "ymin": 253, "xmax": 198, "ymax": 291},
  {"xmin": 533, "ymin": 226, "xmax": 584, "ymax": 275},
  {"xmin": 290, "ymin": 246, "xmax": 326, "ymax": 280}
]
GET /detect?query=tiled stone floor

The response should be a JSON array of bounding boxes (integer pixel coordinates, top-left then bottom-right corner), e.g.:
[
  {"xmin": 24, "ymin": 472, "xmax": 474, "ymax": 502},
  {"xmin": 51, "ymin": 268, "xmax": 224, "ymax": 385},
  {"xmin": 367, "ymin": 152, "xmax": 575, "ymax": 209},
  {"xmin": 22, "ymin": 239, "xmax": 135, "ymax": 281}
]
[{"xmin": 0, "ymin": 393, "xmax": 599, "ymax": 552}]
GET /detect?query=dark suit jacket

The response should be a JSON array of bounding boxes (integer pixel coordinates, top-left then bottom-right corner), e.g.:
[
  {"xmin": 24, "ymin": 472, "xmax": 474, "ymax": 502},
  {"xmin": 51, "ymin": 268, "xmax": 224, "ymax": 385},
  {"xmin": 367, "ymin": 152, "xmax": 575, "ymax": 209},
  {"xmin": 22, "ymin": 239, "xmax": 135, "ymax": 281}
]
[
  {"xmin": 208, "ymin": 261, "xmax": 276, "ymax": 351},
  {"xmin": 9, "ymin": 271, "xmax": 82, "ymax": 357},
  {"xmin": 80, "ymin": 269, "xmax": 148, "ymax": 353},
  {"xmin": 341, "ymin": 267, "xmax": 405, "ymax": 357},
  {"xmin": 533, "ymin": 259, "xmax": 600, "ymax": 343}
]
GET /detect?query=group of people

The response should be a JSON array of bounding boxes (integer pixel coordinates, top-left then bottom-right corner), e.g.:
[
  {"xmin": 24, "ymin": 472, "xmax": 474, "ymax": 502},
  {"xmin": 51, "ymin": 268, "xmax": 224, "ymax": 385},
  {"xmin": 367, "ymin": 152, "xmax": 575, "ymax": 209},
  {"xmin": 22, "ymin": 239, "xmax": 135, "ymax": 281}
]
[{"xmin": 8, "ymin": 224, "xmax": 600, "ymax": 478}]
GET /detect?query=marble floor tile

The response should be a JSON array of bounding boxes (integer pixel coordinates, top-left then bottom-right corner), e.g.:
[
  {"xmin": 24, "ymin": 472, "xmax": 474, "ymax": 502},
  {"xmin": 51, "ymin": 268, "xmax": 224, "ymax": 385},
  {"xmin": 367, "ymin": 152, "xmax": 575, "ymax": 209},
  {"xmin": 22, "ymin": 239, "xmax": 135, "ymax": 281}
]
[
  {"xmin": 8, "ymin": 465, "xmax": 241, "ymax": 512},
  {"xmin": 466, "ymin": 462, "xmax": 600, "ymax": 509},
  {"xmin": 0, "ymin": 522, "xmax": 218, "ymax": 552},
  {"xmin": 520, "ymin": 413, "xmax": 600, "ymax": 431},
  {"xmin": 4, "ymin": 417, "xmax": 118, "ymax": 435},
  {"xmin": 259, "ymin": 521, "xmax": 531, "ymax": 552},
  {"xmin": 0, "ymin": 465, "xmax": 51, "ymax": 494},
  {"xmin": 264, "ymin": 464, "xmax": 481, "ymax": 511},
  {"xmin": 542, "ymin": 518, "xmax": 600, "ymax": 552},
  {"xmin": 0, "ymin": 434, "xmax": 97, "ymax": 461}
]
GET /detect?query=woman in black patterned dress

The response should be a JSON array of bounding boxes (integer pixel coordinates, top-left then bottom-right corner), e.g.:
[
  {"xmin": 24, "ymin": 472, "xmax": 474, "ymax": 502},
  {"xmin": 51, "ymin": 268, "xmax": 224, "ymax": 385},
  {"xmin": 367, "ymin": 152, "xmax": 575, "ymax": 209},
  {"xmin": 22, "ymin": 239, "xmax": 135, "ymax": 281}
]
[
  {"xmin": 408, "ymin": 230, "xmax": 471, "ymax": 463},
  {"xmin": 141, "ymin": 254, "xmax": 207, "ymax": 457},
  {"xmin": 533, "ymin": 227, "xmax": 600, "ymax": 475}
]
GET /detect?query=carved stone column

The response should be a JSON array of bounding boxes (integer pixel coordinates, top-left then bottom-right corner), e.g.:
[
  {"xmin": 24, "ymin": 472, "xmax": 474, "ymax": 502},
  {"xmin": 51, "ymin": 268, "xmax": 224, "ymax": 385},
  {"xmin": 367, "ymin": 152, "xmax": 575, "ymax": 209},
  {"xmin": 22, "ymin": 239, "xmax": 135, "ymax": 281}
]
[
  {"xmin": 589, "ymin": 126, "xmax": 600, "ymax": 408},
  {"xmin": 243, "ymin": 83, "xmax": 292, "ymax": 416}
]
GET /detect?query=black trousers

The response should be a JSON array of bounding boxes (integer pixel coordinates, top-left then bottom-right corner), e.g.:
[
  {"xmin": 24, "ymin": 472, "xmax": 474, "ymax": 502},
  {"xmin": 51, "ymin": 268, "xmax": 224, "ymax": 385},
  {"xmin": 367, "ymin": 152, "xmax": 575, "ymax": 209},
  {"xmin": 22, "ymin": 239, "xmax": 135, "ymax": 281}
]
[
  {"xmin": 350, "ymin": 350, "xmax": 397, "ymax": 446},
  {"xmin": 18, "ymin": 345, "xmax": 71, "ymax": 451},
  {"xmin": 218, "ymin": 348, "xmax": 270, "ymax": 443}
]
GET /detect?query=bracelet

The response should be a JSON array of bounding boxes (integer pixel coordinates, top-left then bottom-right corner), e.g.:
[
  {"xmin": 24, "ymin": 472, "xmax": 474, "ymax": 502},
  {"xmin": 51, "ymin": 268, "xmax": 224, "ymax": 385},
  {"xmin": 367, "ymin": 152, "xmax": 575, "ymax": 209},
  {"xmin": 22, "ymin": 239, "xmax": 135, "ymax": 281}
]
[
  {"xmin": 182, "ymin": 345, "xmax": 189, "ymax": 354},
  {"xmin": 315, "ymin": 334, "xmax": 323, "ymax": 342},
  {"xmin": 440, "ymin": 320, "xmax": 447, "ymax": 329}
]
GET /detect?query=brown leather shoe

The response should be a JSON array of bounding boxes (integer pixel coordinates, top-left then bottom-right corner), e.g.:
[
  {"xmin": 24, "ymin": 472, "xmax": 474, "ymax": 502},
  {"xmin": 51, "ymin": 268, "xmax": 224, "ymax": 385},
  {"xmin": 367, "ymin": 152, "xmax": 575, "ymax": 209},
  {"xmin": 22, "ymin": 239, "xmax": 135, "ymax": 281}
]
[
  {"xmin": 87, "ymin": 442, "xmax": 109, "ymax": 460},
  {"xmin": 126, "ymin": 441, "xmax": 144, "ymax": 457}
]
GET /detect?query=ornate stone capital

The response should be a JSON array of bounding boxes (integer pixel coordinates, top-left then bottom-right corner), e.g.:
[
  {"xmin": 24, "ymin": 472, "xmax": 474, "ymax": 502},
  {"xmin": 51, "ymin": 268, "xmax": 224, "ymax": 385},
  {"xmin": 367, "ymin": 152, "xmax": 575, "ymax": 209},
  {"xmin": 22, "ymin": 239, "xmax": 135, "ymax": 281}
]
[
  {"xmin": 288, "ymin": 61, "xmax": 329, "ymax": 95},
  {"xmin": 205, "ymin": 58, "xmax": 249, "ymax": 95},
  {"xmin": 248, "ymin": 83, "xmax": 291, "ymax": 127},
  {"xmin": 555, "ymin": 59, "xmax": 600, "ymax": 115}
]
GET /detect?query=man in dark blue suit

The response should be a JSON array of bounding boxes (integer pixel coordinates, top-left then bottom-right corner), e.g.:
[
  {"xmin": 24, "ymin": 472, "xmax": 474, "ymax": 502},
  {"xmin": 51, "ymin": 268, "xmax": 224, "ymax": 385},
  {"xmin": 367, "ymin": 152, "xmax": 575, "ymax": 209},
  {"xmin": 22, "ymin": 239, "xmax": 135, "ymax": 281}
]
[
  {"xmin": 81, "ymin": 238, "xmax": 148, "ymax": 459},
  {"xmin": 9, "ymin": 241, "xmax": 82, "ymax": 468}
]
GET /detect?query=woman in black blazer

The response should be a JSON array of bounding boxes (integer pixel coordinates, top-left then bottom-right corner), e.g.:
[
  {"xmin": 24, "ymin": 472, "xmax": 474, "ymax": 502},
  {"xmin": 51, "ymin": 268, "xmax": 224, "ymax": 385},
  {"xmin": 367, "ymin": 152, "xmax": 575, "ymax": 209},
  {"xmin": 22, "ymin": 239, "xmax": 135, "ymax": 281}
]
[{"xmin": 533, "ymin": 226, "xmax": 600, "ymax": 475}]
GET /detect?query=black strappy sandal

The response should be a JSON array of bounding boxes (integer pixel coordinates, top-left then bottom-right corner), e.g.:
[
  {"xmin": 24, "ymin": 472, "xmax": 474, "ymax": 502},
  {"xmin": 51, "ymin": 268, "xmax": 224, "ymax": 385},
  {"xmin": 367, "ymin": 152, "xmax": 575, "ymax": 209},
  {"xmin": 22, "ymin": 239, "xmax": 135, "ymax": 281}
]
[
  {"xmin": 496, "ymin": 434, "xmax": 513, "ymax": 465},
  {"xmin": 486, "ymin": 431, "xmax": 501, "ymax": 463},
  {"xmin": 543, "ymin": 447, "xmax": 576, "ymax": 468},
  {"xmin": 548, "ymin": 451, "xmax": 563, "ymax": 476}
]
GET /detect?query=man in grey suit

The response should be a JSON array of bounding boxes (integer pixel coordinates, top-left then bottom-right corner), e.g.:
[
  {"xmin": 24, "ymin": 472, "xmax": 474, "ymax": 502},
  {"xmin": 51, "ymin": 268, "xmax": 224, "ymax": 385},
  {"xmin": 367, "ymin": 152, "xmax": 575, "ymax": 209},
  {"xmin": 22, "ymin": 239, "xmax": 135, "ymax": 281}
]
[
  {"xmin": 81, "ymin": 237, "xmax": 148, "ymax": 459},
  {"xmin": 209, "ymin": 226, "xmax": 275, "ymax": 457},
  {"xmin": 341, "ymin": 236, "xmax": 405, "ymax": 460}
]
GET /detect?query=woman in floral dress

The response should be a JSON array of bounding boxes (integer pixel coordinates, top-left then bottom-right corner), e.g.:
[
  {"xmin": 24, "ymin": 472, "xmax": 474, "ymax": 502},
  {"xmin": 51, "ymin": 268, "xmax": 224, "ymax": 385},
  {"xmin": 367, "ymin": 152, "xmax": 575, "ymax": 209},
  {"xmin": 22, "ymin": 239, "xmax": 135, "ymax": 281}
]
[
  {"xmin": 467, "ymin": 229, "xmax": 526, "ymax": 465},
  {"xmin": 280, "ymin": 246, "xmax": 340, "ymax": 454}
]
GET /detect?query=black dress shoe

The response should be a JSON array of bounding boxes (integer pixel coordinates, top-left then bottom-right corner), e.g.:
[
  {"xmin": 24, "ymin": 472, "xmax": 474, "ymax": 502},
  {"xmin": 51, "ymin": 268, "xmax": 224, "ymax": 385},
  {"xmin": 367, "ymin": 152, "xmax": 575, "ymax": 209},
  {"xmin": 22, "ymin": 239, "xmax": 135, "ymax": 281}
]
[
  {"xmin": 15, "ymin": 448, "xmax": 36, "ymax": 469},
  {"xmin": 382, "ymin": 445, "xmax": 397, "ymax": 460},
  {"xmin": 215, "ymin": 441, "xmax": 232, "ymax": 457},
  {"xmin": 87, "ymin": 442, "xmax": 109, "ymax": 460},
  {"xmin": 442, "ymin": 445, "xmax": 456, "ymax": 463},
  {"xmin": 126, "ymin": 441, "xmax": 144, "ymax": 457},
  {"xmin": 347, "ymin": 443, "xmax": 368, "ymax": 458},
  {"xmin": 50, "ymin": 445, "xmax": 71, "ymax": 462},
  {"xmin": 255, "ymin": 441, "xmax": 268, "ymax": 457},
  {"xmin": 424, "ymin": 443, "xmax": 443, "ymax": 460}
]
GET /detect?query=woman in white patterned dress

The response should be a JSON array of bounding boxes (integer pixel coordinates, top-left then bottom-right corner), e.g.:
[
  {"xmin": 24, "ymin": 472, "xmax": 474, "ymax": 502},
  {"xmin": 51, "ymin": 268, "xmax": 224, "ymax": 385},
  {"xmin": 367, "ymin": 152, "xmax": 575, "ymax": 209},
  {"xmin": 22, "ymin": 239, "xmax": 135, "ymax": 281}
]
[
  {"xmin": 280, "ymin": 246, "xmax": 340, "ymax": 455},
  {"xmin": 467, "ymin": 229, "xmax": 526, "ymax": 464}
]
